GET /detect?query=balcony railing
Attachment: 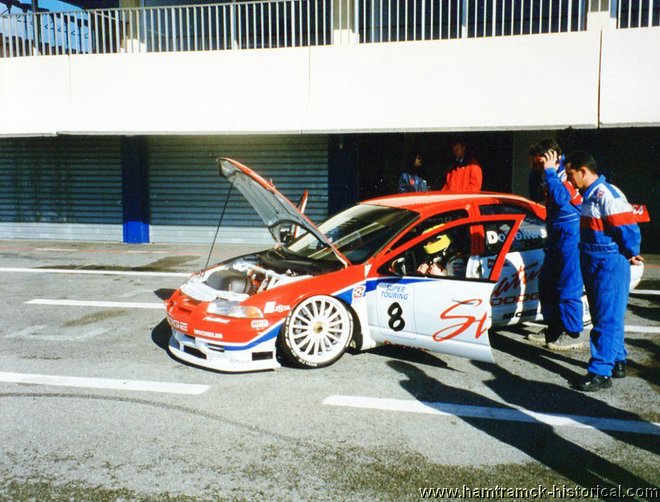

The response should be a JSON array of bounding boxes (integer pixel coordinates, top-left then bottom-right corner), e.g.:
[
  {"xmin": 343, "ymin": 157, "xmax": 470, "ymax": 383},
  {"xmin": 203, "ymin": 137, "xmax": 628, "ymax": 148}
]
[
  {"xmin": 617, "ymin": 0, "xmax": 660, "ymax": 28},
  {"xmin": 0, "ymin": 1, "xmax": 657, "ymax": 58}
]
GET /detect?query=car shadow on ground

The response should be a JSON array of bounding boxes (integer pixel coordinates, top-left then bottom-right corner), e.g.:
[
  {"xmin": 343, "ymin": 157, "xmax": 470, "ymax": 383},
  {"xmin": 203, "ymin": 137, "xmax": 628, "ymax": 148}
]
[
  {"xmin": 497, "ymin": 324, "xmax": 659, "ymax": 389},
  {"xmin": 366, "ymin": 345, "xmax": 454, "ymax": 371},
  {"xmin": 471, "ymin": 358, "xmax": 660, "ymax": 456},
  {"xmin": 490, "ymin": 331, "xmax": 588, "ymax": 381},
  {"xmin": 388, "ymin": 360, "xmax": 659, "ymax": 497},
  {"xmin": 151, "ymin": 318, "xmax": 171, "ymax": 351},
  {"xmin": 154, "ymin": 288, "xmax": 176, "ymax": 300}
]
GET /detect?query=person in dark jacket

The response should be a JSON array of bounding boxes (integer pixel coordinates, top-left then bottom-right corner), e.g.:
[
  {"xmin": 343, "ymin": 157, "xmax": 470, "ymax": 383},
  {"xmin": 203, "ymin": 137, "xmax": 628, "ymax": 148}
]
[
  {"xmin": 526, "ymin": 139, "xmax": 585, "ymax": 351},
  {"xmin": 398, "ymin": 153, "xmax": 428, "ymax": 193}
]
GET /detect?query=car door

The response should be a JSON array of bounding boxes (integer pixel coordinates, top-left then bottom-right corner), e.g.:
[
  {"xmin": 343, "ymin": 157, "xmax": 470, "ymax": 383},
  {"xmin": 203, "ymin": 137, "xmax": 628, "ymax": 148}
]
[
  {"xmin": 366, "ymin": 215, "xmax": 523, "ymax": 363},
  {"xmin": 477, "ymin": 203, "xmax": 547, "ymax": 327}
]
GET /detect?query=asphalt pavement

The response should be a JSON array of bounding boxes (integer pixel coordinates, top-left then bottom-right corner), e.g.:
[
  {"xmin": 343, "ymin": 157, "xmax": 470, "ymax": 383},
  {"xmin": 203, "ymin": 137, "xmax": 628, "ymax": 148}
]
[{"xmin": 0, "ymin": 240, "xmax": 658, "ymax": 501}]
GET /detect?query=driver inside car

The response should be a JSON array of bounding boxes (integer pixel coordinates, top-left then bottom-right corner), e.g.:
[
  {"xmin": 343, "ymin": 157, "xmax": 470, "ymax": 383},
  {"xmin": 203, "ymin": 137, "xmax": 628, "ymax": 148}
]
[{"xmin": 416, "ymin": 232, "xmax": 467, "ymax": 278}]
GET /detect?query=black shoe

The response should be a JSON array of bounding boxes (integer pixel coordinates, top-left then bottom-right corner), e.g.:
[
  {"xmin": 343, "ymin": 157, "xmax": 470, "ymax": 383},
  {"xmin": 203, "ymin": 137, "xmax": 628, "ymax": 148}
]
[
  {"xmin": 612, "ymin": 361, "xmax": 626, "ymax": 379},
  {"xmin": 575, "ymin": 373, "xmax": 612, "ymax": 392}
]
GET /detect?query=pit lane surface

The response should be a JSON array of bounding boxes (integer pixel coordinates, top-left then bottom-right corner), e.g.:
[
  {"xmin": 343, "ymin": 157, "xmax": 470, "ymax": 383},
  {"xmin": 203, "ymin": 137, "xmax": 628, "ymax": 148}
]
[{"xmin": 0, "ymin": 241, "xmax": 658, "ymax": 501}]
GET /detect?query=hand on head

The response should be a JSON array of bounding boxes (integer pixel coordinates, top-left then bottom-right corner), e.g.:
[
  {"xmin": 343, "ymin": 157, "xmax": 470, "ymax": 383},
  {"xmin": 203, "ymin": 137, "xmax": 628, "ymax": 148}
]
[{"xmin": 541, "ymin": 150, "xmax": 559, "ymax": 169}]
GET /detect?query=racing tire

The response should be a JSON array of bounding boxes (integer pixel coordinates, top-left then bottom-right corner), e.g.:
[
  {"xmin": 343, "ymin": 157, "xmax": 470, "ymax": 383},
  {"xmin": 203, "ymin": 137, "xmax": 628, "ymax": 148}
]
[{"xmin": 280, "ymin": 295, "xmax": 353, "ymax": 369}]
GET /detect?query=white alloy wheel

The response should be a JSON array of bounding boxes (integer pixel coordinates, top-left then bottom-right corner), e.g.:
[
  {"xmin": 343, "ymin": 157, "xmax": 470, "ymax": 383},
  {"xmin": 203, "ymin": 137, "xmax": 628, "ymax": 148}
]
[{"xmin": 281, "ymin": 295, "xmax": 353, "ymax": 368}]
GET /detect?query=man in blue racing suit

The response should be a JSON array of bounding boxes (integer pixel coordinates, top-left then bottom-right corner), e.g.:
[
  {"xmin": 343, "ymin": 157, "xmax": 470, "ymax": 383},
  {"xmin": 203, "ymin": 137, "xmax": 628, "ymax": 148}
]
[
  {"xmin": 564, "ymin": 151, "xmax": 643, "ymax": 392},
  {"xmin": 527, "ymin": 140, "xmax": 585, "ymax": 350}
]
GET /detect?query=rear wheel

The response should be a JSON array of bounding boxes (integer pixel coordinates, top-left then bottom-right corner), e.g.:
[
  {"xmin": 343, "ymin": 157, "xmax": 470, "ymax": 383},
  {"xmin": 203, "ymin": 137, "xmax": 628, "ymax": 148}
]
[{"xmin": 280, "ymin": 295, "xmax": 353, "ymax": 368}]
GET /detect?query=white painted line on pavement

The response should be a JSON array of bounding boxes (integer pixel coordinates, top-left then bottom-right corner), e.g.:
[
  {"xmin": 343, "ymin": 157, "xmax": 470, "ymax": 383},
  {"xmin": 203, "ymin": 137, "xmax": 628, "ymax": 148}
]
[
  {"xmin": 630, "ymin": 289, "xmax": 660, "ymax": 296},
  {"xmin": 35, "ymin": 248, "xmax": 74, "ymax": 252},
  {"xmin": 26, "ymin": 299, "xmax": 164, "ymax": 310},
  {"xmin": 0, "ymin": 371, "xmax": 210, "ymax": 395},
  {"xmin": 323, "ymin": 395, "xmax": 660, "ymax": 436},
  {"xmin": 0, "ymin": 267, "xmax": 188, "ymax": 277},
  {"xmin": 624, "ymin": 326, "xmax": 660, "ymax": 334}
]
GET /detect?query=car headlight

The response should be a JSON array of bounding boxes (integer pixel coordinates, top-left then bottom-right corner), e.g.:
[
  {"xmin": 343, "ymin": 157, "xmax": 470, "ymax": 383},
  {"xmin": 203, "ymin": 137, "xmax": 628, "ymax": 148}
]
[{"xmin": 207, "ymin": 301, "xmax": 263, "ymax": 318}]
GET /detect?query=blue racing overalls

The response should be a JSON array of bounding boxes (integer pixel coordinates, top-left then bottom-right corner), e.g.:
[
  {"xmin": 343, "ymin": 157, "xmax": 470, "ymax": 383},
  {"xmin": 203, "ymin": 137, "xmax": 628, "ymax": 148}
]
[
  {"xmin": 539, "ymin": 165, "xmax": 584, "ymax": 336},
  {"xmin": 580, "ymin": 175, "xmax": 641, "ymax": 376}
]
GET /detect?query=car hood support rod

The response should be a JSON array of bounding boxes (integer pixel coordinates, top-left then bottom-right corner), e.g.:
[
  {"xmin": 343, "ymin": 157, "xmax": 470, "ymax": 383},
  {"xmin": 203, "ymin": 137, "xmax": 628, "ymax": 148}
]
[{"xmin": 204, "ymin": 182, "xmax": 234, "ymax": 272}]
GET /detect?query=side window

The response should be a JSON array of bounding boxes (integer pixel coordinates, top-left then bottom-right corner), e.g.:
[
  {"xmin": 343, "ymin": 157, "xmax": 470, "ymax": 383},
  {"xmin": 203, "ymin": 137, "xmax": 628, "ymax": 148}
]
[
  {"xmin": 391, "ymin": 209, "xmax": 469, "ymax": 250},
  {"xmin": 386, "ymin": 225, "xmax": 471, "ymax": 280},
  {"xmin": 469, "ymin": 220, "xmax": 520, "ymax": 281},
  {"xmin": 479, "ymin": 204, "xmax": 546, "ymax": 252},
  {"xmin": 384, "ymin": 219, "xmax": 518, "ymax": 281},
  {"xmin": 483, "ymin": 221, "xmax": 517, "ymax": 256}
]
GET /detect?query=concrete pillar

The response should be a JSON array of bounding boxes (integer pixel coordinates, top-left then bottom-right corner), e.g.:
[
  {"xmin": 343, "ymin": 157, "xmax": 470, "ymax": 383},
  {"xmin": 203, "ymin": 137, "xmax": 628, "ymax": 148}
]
[
  {"xmin": 121, "ymin": 136, "xmax": 150, "ymax": 244},
  {"xmin": 333, "ymin": 0, "xmax": 357, "ymax": 45}
]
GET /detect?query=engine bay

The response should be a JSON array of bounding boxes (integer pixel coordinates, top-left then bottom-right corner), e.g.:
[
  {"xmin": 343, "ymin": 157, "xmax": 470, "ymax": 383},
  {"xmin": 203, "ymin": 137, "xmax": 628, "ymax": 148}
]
[
  {"xmin": 180, "ymin": 253, "xmax": 314, "ymax": 303},
  {"xmin": 205, "ymin": 259, "xmax": 311, "ymax": 296}
]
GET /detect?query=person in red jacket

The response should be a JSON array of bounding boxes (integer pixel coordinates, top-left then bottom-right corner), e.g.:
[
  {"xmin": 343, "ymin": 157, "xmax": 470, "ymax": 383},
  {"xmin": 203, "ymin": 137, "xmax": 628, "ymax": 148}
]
[{"xmin": 437, "ymin": 140, "xmax": 483, "ymax": 192}]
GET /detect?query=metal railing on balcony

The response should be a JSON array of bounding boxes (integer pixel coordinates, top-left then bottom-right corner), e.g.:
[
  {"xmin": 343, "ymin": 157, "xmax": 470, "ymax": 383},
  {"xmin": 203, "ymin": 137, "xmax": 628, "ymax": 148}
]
[
  {"xmin": 2, "ymin": 1, "xmax": 334, "ymax": 57},
  {"xmin": 359, "ymin": 0, "xmax": 588, "ymax": 42},
  {"xmin": 0, "ymin": 1, "xmax": 656, "ymax": 58},
  {"xmin": 616, "ymin": 0, "xmax": 660, "ymax": 28}
]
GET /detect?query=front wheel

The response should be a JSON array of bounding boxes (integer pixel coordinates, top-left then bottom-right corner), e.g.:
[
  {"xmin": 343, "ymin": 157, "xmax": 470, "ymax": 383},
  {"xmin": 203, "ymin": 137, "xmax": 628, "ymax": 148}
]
[{"xmin": 280, "ymin": 295, "xmax": 353, "ymax": 368}]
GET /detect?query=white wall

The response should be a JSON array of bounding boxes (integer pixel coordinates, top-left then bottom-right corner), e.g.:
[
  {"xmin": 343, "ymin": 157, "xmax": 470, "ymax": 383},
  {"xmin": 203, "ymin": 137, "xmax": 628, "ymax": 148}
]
[
  {"xmin": 304, "ymin": 33, "xmax": 601, "ymax": 132},
  {"xmin": 600, "ymin": 28, "xmax": 660, "ymax": 127},
  {"xmin": 1, "ymin": 29, "xmax": 657, "ymax": 137},
  {"xmin": 66, "ymin": 50, "xmax": 311, "ymax": 135},
  {"xmin": 0, "ymin": 56, "xmax": 68, "ymax": 137}
]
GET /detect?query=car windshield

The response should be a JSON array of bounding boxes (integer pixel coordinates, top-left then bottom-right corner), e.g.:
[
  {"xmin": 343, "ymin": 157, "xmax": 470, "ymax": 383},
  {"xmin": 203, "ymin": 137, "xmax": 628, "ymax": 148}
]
[{"xmin": 285, "ymin": 204, "xmax": 418, "ymax": 264}]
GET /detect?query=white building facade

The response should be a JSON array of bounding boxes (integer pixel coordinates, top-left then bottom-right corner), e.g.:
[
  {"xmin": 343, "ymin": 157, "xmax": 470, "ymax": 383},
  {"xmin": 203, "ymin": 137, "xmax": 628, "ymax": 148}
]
[{"xmin": 1, "ymin": 1, "xmax": 658, "ymax": 247}]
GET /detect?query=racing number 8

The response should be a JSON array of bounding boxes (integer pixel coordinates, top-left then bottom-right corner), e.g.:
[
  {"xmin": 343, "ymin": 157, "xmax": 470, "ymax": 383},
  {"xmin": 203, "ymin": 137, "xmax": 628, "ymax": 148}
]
[{"xmin": 387, "ymin": 302, "xmax": 406, "ymax": 332}]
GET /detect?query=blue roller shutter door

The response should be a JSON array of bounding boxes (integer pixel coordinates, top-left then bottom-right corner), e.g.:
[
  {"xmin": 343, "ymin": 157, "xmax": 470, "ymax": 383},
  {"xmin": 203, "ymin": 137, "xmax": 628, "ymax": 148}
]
[{"xmin": 148, "ymin": 135, "xmax": 329, "ymax": 244}]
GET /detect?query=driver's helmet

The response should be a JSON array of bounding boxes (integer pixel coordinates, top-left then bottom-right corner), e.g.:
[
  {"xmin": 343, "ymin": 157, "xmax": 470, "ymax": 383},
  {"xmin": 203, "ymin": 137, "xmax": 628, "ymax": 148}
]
[{"xmin": 423, "ymin": 233, "xmax": 451, "ymax": 256}]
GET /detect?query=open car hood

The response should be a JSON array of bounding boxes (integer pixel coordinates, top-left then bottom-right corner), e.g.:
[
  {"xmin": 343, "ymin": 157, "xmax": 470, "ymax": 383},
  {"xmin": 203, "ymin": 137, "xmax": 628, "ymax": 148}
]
[{"xmin": 217, "ymin": 158, "xmax": 350, "ymax": 267}]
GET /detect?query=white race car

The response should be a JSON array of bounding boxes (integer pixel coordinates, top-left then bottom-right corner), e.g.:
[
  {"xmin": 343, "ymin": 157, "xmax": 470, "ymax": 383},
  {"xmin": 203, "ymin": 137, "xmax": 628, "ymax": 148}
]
[{"xmin": 165, "ymin": 158, "xmax": 645, "ymax": 372}]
